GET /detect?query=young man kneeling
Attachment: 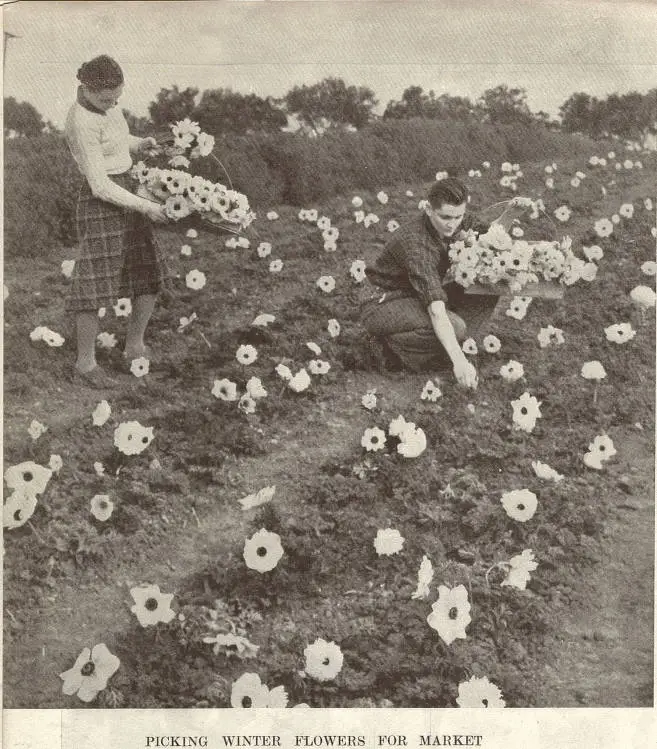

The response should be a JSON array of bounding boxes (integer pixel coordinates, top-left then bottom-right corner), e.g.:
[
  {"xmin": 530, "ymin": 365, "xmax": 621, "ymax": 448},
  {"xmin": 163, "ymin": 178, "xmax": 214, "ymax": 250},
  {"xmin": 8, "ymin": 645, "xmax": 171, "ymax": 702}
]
[{"xmin": 362, "ymin": 178, "xmax": 524, "ymax": 388}]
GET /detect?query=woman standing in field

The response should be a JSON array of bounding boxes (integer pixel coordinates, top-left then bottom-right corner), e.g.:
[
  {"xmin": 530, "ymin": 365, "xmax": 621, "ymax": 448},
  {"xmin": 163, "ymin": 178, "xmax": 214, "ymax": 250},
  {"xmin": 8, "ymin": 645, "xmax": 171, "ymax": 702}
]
[{"xmin": 65, "ymin": 54, "xmax": 169, "ymax": 388}]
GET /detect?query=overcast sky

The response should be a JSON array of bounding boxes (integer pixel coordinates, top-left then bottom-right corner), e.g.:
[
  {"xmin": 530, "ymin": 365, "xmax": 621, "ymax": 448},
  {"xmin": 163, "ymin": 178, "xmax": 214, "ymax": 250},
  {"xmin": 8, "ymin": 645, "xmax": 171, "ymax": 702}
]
[{"xmin": 3, "ymin": 0, "xmax": 657, "ymax": 128}]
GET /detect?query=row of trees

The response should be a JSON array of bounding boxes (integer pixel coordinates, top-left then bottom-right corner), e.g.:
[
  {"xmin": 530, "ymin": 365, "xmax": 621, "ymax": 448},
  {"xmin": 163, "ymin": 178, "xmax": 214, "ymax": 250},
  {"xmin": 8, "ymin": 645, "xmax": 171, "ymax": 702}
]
[
  {"xmin": 559, "ymin": 89, "xmax": 657, "ymax": 140},
  {"xmin": 5, "ymin": 79, "xmax": 656, "ymax": 140},
  {"xmin": 4, "ymin": 96, "xmax": 56, "ymax": 137},
  {"xmin": 143, "ymin": 82, "xmax": 550, "ymax": 134},
  {"xmin": 142, "ymin": 78, "xmax": 378, "ymax": 136}
]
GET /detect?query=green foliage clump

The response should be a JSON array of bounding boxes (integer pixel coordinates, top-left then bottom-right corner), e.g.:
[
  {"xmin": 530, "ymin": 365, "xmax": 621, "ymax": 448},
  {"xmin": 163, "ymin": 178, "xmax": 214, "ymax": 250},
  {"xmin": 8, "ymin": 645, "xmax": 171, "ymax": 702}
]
[{"xmin": 4, "ymin": 134, "xmax": 81, "ymax": 258}]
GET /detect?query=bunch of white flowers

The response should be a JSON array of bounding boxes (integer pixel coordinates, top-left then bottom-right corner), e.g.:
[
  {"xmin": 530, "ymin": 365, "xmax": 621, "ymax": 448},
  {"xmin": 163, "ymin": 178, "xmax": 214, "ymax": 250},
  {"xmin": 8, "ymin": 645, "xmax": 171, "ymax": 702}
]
[{"xmin": 446, "ymin": 223, "xmax": 583, "ymax": 293}]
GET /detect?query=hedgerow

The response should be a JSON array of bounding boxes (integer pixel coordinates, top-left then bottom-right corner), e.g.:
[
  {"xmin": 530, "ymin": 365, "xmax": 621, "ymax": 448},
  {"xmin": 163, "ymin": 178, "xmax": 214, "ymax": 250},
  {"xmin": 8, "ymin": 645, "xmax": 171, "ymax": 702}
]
[{"xmin": 4, "ymin": 121, "xmax": 601, "ymax": 257}]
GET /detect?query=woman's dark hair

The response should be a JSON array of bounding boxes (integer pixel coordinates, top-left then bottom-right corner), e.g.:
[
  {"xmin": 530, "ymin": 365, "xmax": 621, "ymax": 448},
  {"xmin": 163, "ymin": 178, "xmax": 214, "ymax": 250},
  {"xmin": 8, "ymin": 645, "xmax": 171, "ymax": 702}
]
[
  {"xmin": 77, "ymin": 55, "xmax": 124, "ymax": 91},
  {"xmin": 428, "ymin": 177, "xmax": 469, "ymax": 208}
]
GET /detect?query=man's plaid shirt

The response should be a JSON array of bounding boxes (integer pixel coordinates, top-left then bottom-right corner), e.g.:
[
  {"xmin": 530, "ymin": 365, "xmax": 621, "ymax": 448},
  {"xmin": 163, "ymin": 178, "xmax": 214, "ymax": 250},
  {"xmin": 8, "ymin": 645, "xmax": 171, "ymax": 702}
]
[{"xmin": 366, "ymin": 212, "xmax": 488, "ymax": 308}]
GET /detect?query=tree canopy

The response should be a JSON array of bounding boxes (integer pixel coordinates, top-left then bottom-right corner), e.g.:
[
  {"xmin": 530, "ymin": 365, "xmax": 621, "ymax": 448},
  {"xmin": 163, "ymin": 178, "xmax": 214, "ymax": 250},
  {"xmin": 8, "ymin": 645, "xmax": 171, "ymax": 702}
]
[
  {"xmin": 195, "ymin": 88, "xmax": 287, "ymax": 135},
  {"xmin": 384, "ymin": 86, "xmax": 477, "ymax": 121},
  {"xmin": 4, "ymin": 97, "xmax": 46, "ymax": 137},
  {"xmin": 560, "ymin": 89, "xmax": 657, "ymax": 139},
  {"xmin": 285, "ymin": 77, "xmax": 378, "ymax": 132},
  {"xmin": 148, "ymin": 85, "xmax": 199, "ymax": 131}
]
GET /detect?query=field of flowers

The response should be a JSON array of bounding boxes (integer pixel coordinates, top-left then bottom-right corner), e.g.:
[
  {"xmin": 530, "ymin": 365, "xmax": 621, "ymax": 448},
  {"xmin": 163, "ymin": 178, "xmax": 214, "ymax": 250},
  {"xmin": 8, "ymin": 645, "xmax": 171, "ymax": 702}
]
[{"xmin": 3, "ymin": 142, "xmax": 655, "ymax": 709}]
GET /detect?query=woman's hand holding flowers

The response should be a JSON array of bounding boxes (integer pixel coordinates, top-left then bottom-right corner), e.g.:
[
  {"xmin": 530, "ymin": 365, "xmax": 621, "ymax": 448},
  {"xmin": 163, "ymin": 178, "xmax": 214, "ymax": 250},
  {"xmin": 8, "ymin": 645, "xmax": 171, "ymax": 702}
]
[
  {"xmin": 143, "ymin": 201, "xmax": 168, "ymax": 223},
  {"xmin": 136, "ymin": 136, "xmax": 158, "ymax": 155}
]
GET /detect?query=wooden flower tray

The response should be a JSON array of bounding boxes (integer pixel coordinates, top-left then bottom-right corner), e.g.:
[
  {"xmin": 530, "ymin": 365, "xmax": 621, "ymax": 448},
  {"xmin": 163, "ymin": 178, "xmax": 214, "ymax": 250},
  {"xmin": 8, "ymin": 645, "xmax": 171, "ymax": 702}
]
[{"xmin": 465, "ymin": 281, "xmax": 564, "ymax": 317}]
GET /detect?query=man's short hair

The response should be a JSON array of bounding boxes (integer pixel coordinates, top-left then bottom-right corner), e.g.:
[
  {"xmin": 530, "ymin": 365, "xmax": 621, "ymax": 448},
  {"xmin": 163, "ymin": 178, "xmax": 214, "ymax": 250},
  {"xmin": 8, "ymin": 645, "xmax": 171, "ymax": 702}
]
[{"xmin": 428, "ymin": 178, "xmax": 469, "ymax": 208}]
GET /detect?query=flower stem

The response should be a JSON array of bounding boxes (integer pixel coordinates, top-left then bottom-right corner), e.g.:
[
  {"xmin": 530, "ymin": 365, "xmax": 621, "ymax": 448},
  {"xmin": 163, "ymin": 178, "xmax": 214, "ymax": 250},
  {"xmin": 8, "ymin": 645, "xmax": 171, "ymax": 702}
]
[
  {"xmin": 210, "ymin": 153, "xmax": 234, "ymax": 190},
  {"xmin": 27, "ymin": 520, "xmax": 45, "ymax": 544},
  {"xmin": 484, "ymin": 561, "xmax": 510, "ymax": 587},
  {"xmin": 593, "ymin": 383, "xmax": 598, "ymax": 405}
]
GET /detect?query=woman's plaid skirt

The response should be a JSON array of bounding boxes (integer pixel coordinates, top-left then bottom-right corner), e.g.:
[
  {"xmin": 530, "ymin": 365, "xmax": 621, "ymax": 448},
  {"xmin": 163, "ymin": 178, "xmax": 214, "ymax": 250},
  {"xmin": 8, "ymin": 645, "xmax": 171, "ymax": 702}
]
[{"xmin": 65, "ymin": 172, "xmax": 171, "ymax": 313}]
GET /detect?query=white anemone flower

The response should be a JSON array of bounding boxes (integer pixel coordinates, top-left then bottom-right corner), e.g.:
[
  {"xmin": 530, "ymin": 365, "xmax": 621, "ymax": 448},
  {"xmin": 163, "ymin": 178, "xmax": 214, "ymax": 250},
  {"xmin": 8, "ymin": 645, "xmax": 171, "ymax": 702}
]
[
  {"xmin": 129, "ymin": 584, "xmax": 176, "ymax": 627},
  {"xmin": 361, "ymin": 426, "xmax": 386, "ymax": 452},
  {"xmin": 374, "ymin": 528, "xmax": 405, "ymax": 556},
  {"xmin": 61, "ymin": 259, "xmax": 75, "ymax": 278},
  {"xmin": 243, "ymin": 529, "xmax": 284, "ymax": 573},
  {"xmin": 306, "ymin": 341, "xmax": 322, "ymax": 356},
  {"xmin": 28, "ymin": 419, "xmax": 47, "ymax": 440},
  {"xmin": 49, "ymin": 454, "xmax": 63, "ymax": 473},
  {"xmin": 129, "ymin": 356, "xmax": 150, "ymax": 378},
  {"xmin": 537, "ymin": 325, "xmax": 564, "ymax": 348},
  {"xmin": 246, "ymin": 377, "xmax": 267, "ymax": 399},
  {"xmin": 236, "ymin": 344, "xmax": 258, "ymax": 365},
  {"xmin": 499, "ymin": 360, "xmax": 524, "ymax": 382},
  {"xmin": 396, "ymin": 423, "xmax": 427, "ymax": 458},
  {"xmin": 288, "ymin": 368, "xmax": 311, "ymax": 392},
  {"xmin": 92, "ymin": 400, "xmax": 112, "ymax": 426},
  {"xmin": 303, "ymin": 639, "xmax": 344, "ymax": 682},
  {"xmin": 501, "ymin": 549, "xmax": 538, "ymax": 590},
  {"xmin": 113, "ymin": 421, "xmax": 155, "ymax": 455},
  {"xmin": 229, "ymin": 672, "xmax": 270, "ymax": 708},
  {"xmin": 581, "ymin": 360, "xmax": 606, "ymax": 381},
  {"xmin": 316, "ymin": 275, "xmax": 336, "ymax": 293},
  {"xmin": 630, "ymin": 285, "xmax": 656, "ymax": 311},
  {"xmin": 510, "ymin": 392, "xmax": 542, "ymax": 432},
  {"xmin": 361, "ymin": 390, "xmax": 377, "ymax": 410},
  {"xmin": 531, "ymin": 460, "xmax": 564, "ymax": 482},
  {"xmin": 350, "ymin": 259, "xmax": 367, "ymax": 283},
  {"xmin": 5, "ymin": 461, "xmax": 52, "ymax": 497},
  {"xmin": 185, "ymin": 270, "xmax": 207, "ymax": 290},
  {"xmin": 251, "ymin": 313, "xmax": 275, "ymax": 327},
  {"xmin": 269, "ymin": 259, "xmax": 283, "ymax": 273},
  {"xmin": 500, "ymin": 489, "xmax": 538, "ymax": 522},
  {"xmin": 90, "ymin": 494, "xmax": 114, "ymax": 521},
  {"xmin": 427, "ymin": 585, "xmax": 471, "ymax": 645},
  {"xmin": 327, "ymin": 319, "xmax": 341, "ymax": 337},
  {"xmin": 456, "ymin": 675, "xmax": 506, "ymax": 708},
  {"xmin": 275, "ymin": 363, "xmax": 293, "ymax": 381},
  {"xmin": 212, "ymin": 378, "xmax": 239, "ymax": 401},
  {"xmin": 97, "ymin": 332, "xmax": 117, "ymax": 349},
  {"xmin": 583, "ymin": 245, "xmax": 604, "ymax": 262},
  {"xmin": 4, "ymin": 488, "xmax": 39, "ymax": 529},
  {"xmin": 421, "ymin": 379, "xmax": 442, "ymax": 401},
  {"xmin": 462, "ymin": 338, "xmax": 478, "ymax": 355},
  {"xmin": 604, "ymin": 322, "xmax": 636, "ymax": 344},
  {"xmin": 113, "ymin": 298, "xmax": 132, "ymax": 317},
  {"xmin": 59, "ymin": 644, "xmax": 120, "ymax": 703}
]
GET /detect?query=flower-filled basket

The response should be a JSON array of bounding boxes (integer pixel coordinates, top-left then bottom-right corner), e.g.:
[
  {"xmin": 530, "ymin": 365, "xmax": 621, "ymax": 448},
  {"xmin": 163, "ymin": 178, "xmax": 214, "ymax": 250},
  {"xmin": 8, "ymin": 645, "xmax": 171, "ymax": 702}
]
[
  {"xmin": 446, "ymin": 222, "xmax": 590, "ymax": 296},
  {"xmin": 132, "ymin": 119, "xmax": 255, "ymax": 236}
]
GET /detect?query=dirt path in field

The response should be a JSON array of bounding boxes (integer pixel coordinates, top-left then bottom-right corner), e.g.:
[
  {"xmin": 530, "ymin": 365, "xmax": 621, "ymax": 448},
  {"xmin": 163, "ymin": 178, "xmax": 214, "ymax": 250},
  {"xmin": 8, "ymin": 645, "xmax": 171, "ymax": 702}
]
[{"xmin": 538, "ymin": 429, "xmax": 654, "ymax": 707}]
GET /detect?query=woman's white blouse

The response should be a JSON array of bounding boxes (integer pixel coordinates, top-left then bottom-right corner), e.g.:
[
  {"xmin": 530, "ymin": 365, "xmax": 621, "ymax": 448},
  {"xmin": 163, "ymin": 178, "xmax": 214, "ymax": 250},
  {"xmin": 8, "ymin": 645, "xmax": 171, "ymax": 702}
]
[{"xmin": 65, "ymin": 101, "xmax": 153, "ymax": 212}]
